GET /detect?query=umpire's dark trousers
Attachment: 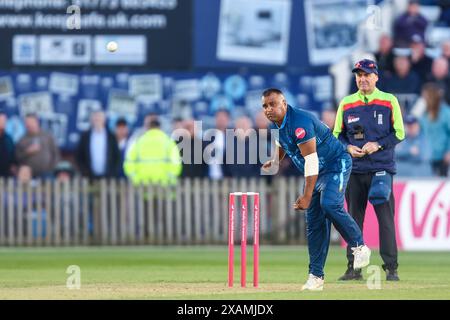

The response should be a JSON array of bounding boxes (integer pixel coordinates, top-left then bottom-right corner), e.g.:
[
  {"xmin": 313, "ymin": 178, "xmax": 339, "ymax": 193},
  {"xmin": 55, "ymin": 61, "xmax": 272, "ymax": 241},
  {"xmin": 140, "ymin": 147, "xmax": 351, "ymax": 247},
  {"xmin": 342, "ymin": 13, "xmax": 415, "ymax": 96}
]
[{"xmin": 345, "ymin": 173, "xmax": 398, "ymax": 271}]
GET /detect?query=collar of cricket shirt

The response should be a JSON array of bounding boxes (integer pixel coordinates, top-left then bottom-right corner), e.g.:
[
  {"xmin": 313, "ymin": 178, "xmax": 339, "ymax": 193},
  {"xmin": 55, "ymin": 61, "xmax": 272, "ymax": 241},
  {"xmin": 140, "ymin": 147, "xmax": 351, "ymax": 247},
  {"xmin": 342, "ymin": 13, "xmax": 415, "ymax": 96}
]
[
  {"xmin": 357, "ymin": 87, "xmax": 380, "ymax": 103},
  {"xmin": 276, "ymin": 104, "xmax": 290, "ymax": 129}
]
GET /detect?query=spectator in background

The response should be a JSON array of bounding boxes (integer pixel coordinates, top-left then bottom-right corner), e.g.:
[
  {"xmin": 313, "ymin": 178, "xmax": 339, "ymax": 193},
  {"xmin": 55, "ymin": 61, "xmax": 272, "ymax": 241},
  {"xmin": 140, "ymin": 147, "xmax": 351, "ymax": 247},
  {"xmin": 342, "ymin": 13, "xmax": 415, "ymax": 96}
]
[
  {"xmin": 124, "ymin": 116, "xmax": 181, "ymax": 185},
  {"xmin": 427, "ymin": 57, "xmax": 450, "ymax": 105},
  {"xmin": 76, "ymin": 110, "xmax": 120, "ymax": 179},
  {"xmin": 395, "ymin": 115, "xmax": 432, "ymax": 177},
  {"xmin": 224, "ymin": 115, "xmax": 260, "ymax": 178},
  {"xmin": 208, "ymin": 109, "xmax": 231, "ymax": 180},
  {"xmin": 383, "ymin": 55, "xmax": 421, "ymax": 95},
  {"xmin": 177, "ymin": 119, "xmax": 208, "ymax": 178},
  {"xmin": 375, "ymin": 34, "xmax": 395, "ymax": 75},
  {"xmin": 126, "ymin": 113, "xmax": 158, "ymax": 155},
  {"xmin": 0, "ymin": 111, "xmax": 16, "ymax": 177},
  {"xmin": 320, "ymin": 109, "xmax": 337, "ymax": 129},
  {"xmin": 16, "ymin": 114, "xmax": 59, "ymax": 179},
  {"xmin": 409, "ymin": 35, "xmax": 433, "ymax": 81},
  {"xmin": 172, "ymin": 117, "xmax": 184, "ymax": 132},
  {"xmin": 114, "ymin": 118, "xmax": 130, "ymax": 178},
  {"xmin": 420, "ymin": 83, "xmax": 450, "ymax": 177},
  {"xmin": 394, "ymin": 0, "xmax": 428, "ymax": 48}
]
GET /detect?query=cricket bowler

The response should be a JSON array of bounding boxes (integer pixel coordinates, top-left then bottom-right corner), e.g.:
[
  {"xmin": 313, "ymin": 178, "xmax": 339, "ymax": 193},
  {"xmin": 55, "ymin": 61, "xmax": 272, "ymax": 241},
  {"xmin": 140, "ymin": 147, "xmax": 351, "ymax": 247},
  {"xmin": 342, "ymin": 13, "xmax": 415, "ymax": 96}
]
[{"xmin": 261, "ymin": 88, "xmax": 371, "ymax": 291}]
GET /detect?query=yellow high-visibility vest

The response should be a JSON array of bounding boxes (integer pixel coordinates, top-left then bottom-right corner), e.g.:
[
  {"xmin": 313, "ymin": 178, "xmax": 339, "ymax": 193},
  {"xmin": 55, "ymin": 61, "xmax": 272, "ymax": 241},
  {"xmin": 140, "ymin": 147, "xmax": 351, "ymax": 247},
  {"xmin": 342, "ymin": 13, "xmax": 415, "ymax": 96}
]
[{"xmin": 124, "ymin": 129, "xmax": 182, "ymax": 185}]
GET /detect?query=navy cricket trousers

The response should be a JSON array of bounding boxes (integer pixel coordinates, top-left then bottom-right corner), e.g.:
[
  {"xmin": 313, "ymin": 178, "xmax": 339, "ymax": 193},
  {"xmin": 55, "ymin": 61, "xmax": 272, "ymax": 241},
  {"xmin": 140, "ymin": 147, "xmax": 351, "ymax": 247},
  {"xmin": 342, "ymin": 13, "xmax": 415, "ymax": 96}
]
[{"xmin": 305, "ymin": 153, "xmax": 364, "ymax": 278}]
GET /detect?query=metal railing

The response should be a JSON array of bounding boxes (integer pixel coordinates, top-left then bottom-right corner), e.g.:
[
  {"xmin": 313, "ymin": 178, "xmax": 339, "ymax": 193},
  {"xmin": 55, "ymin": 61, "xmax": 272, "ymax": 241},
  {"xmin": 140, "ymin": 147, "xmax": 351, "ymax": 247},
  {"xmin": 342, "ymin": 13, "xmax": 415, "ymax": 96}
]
[{"xmin": 0, "ymin": 177, "xmax": 308, "ymax": 246}]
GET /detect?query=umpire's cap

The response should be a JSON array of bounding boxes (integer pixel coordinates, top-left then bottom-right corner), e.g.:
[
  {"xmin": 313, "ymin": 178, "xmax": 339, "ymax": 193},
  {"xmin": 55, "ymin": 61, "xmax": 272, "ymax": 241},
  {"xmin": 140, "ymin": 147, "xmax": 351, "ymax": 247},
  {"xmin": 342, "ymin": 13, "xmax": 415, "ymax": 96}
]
[{"xmin": 352, "ymin": 59, "xmax": 378, "ymax": 75}]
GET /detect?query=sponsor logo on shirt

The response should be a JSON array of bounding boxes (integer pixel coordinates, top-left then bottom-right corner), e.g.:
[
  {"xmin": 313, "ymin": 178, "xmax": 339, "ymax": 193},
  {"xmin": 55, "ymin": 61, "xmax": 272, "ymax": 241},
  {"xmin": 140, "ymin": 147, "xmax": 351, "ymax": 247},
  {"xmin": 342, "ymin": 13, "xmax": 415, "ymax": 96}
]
[
  {"xmin": 348, "ymin": 115, "xmax": 360, "ymax": 124},
  {"xmin": 295, "ymin": 128, "xmax": 306, "ymax": 139}
]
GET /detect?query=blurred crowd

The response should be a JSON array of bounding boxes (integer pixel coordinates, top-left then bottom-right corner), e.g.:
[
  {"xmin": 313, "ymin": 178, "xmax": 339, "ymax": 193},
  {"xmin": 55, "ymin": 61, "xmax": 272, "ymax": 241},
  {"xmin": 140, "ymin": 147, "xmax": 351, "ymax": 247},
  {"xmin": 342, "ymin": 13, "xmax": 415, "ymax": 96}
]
[
  {"xmin": 0, "ymin": 108, "xmax": 287, "ymax": 185},
  {"xmin": 0, "ymin": 91, "xmax": 448, "ymax": 185},
  {"xmin": 0, "ymin": 0, "xmax": 449, "ymax": 182},
  {"xmin": 335, "ymin": 0, "xmax": 450, "ymax": 177}
]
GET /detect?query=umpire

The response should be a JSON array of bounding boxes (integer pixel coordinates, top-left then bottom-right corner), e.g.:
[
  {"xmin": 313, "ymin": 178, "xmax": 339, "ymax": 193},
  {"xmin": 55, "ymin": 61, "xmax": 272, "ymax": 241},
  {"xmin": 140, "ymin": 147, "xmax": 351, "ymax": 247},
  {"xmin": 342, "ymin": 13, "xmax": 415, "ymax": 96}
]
[{"xmin": 333, "ymin": 59, "xmax": 405, "ymax": 281}]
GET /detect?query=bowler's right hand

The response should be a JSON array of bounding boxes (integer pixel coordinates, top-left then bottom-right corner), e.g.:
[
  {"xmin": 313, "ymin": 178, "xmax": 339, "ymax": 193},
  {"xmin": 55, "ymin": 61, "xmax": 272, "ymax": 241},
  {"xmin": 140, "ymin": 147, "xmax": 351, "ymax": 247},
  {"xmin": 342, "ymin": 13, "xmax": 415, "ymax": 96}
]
[{"xmin": 347, "ymin": 145, "xmax": 365, "ymax": 158}]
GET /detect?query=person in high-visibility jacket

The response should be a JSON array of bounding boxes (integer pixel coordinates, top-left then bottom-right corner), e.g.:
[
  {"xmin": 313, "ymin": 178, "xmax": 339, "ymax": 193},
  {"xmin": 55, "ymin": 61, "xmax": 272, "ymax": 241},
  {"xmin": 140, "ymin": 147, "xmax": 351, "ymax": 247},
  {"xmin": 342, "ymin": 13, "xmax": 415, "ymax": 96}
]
[{"xmin": 124, "ymin": 117, "xmax": 182, "ymax": 185}]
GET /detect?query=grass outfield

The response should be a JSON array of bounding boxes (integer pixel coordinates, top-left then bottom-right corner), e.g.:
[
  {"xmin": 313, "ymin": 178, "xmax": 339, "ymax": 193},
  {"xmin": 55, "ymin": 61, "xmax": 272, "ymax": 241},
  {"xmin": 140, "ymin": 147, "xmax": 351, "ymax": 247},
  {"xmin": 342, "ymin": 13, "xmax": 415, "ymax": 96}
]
[{"xmin": 0, "ymin": 246, "xmax": 449, "ymax": 300}]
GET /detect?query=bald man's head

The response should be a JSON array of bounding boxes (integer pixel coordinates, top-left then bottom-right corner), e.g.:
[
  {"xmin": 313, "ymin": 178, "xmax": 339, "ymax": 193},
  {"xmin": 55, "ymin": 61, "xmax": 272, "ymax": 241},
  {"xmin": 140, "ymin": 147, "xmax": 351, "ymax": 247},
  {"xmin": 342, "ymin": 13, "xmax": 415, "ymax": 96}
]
[{"xmin": 261, "ymin": 88, "xmax": 287, "ymax": 126}]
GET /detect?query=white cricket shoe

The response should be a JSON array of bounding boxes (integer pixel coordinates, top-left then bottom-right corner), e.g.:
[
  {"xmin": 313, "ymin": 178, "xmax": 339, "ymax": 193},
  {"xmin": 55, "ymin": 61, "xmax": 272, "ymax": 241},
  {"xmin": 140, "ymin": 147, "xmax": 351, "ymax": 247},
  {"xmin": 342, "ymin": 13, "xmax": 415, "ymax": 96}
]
[
  {"xmin": 301, "ymin": 274, "xmax": 324, "ymax": 291},
  {"xmin": 352, "ymin": 245, "xmax": 371, "ymax": 269}
]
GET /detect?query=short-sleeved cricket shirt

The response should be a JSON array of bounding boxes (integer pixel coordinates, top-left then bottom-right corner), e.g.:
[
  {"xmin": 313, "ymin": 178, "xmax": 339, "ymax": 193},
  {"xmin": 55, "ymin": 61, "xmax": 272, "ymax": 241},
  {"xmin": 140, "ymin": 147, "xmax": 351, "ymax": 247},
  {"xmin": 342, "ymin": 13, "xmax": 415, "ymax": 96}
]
[{"xmin": 274, "ymin": 105, "xmax": 347, "ymax": 175}]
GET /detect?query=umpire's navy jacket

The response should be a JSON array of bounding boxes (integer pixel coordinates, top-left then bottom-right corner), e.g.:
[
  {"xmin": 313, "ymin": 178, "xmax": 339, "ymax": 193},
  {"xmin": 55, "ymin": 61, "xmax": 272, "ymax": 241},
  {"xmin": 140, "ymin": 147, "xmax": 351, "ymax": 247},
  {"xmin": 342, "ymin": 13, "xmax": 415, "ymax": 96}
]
[{"xmin": 333, "ymin": 88, "xmax": 405, "ymax": 174}]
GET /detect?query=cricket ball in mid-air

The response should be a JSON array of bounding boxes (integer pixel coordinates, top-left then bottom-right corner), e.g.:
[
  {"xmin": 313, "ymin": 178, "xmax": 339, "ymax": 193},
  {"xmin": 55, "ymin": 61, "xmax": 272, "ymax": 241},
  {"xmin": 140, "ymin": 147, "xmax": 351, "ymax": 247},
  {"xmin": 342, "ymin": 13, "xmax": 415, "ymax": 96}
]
[{"xmin": 107, "ymin": 41, "xmax": 118, "ymax": 52}]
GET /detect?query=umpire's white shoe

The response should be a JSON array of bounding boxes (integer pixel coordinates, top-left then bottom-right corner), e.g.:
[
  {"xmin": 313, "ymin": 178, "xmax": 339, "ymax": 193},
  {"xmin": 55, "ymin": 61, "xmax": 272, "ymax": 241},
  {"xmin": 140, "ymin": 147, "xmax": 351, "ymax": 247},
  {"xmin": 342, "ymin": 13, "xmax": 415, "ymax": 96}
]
[
  {"xmin": 352, "ymin": 245, "xmax": 371, "ymax": 269},
  {"xmin": 301, "ymin": 274, "xmax": 324, "ymax": 291}
]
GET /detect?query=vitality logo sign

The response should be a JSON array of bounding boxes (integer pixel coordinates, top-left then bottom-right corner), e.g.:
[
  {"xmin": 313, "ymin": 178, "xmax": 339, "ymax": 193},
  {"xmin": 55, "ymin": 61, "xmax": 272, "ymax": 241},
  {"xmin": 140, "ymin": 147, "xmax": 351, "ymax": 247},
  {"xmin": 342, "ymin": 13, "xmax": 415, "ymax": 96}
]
[{"xmin": 398, "ymin": 181, "xmax": 450, "ymax": 250}]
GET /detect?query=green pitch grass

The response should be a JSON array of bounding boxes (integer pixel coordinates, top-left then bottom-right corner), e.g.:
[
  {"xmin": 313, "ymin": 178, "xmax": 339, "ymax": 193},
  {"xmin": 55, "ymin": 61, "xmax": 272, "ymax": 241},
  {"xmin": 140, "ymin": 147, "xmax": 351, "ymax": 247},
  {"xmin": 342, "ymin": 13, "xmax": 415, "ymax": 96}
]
[{"xmin": 0, "ymin": 246, "xmax": 449, "ymax": 300}]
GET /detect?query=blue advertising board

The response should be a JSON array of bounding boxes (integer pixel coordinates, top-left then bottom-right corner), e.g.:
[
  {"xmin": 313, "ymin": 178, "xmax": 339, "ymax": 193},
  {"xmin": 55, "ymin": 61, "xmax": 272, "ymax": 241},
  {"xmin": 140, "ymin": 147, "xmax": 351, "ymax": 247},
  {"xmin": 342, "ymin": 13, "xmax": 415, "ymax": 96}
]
[{"xmin": 0, "ymin": 70, "xmax": 334, "ymax": 151}]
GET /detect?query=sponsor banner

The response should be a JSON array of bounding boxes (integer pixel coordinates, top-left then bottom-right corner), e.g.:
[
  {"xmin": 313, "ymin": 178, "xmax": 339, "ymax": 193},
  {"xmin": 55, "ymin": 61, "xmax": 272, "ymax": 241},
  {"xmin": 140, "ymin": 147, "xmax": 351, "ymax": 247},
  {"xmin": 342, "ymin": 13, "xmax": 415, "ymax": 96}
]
[
  {"xmin": 216, "ymin": 0, "xmax": 292, "ymax": 65},
  {"xmin": 0, "ymin": 76, "xmax": 14, "ymax": 100},
  {"xmin": 398, "ymin": 181, "xmax": 450, "ymax": 251},
  {"xmin": 18, "ymin": 91, "xmax": 54, "ymax": 117},
  {"xmin": 107, "ymin": 89, "xmax": 137, "ymax": 126},
  {"xmin": 49, "ymin": 72, "xmax": 79, "ymax": 96},
  {"xmin": 304, "ymin": 0, "xmax": 372, "ymax": 66},
  {"xmin": 0, "ymin": 70, "xmax": 332, "ymax": 151},
  {"xmin": 39, "ymin": 35, "xmax": 91, "ymax": 65},
  {"xmin": 128, "ymin": 74, "xmax": 163, "ymax": 103},
  {"xmin": 13, "ymin": 35, "xmax": 37, "ymax": 65},
  {"xmin": 0, "ymin": 0, "xmax": 192, "ymax": 69},
  {"xmin": 342, "ymin": 181, "xmax": 450, "ymax": 251}
]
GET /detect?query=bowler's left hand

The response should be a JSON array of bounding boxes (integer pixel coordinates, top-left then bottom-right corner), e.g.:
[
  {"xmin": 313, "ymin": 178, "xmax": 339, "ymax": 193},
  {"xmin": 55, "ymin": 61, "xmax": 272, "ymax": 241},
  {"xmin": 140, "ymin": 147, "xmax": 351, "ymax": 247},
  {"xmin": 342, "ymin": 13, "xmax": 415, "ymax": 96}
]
[
  {"xmin": 362, "ymin": 141, "xmax": 381, "ymax": 155},
  {"xmin": 294, "ymin": 194, "xmax": 312, "ymax": 211}
]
